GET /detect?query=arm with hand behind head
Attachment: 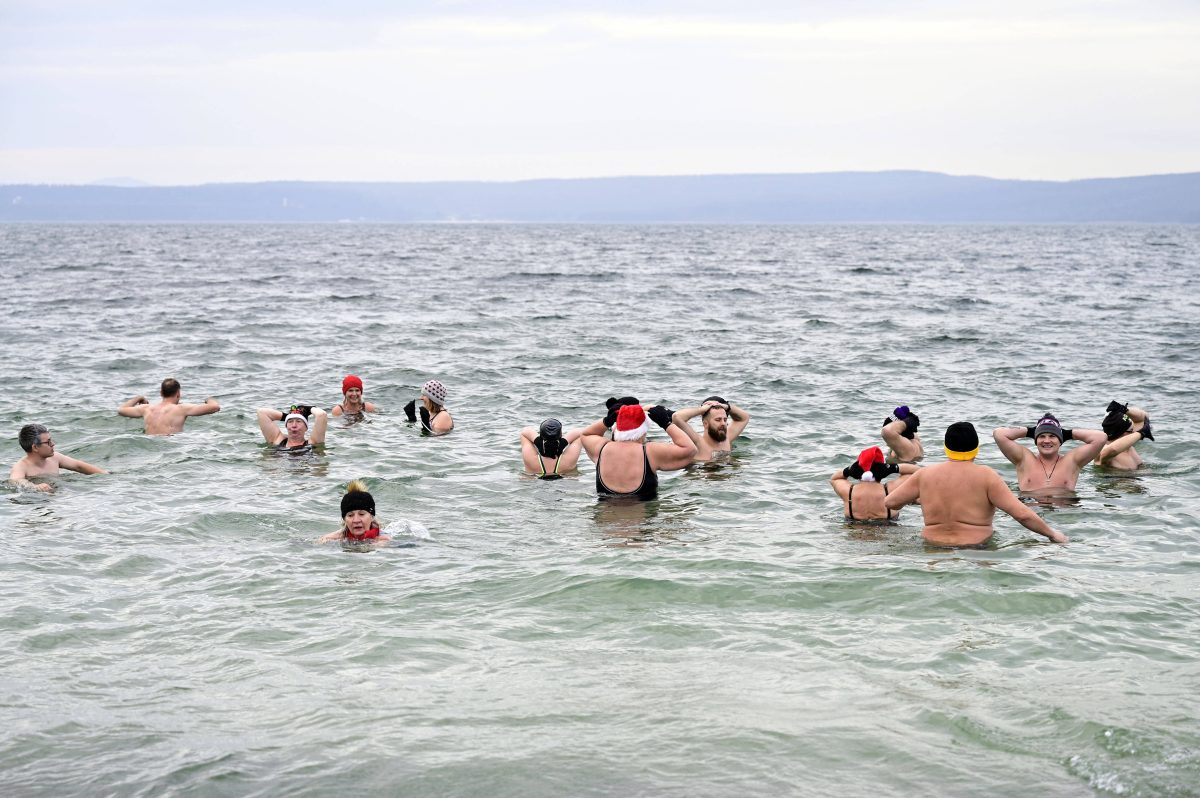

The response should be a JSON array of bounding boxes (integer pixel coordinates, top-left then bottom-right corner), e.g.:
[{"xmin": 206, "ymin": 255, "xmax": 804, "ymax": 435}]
[
  {"xmin": 308, "ymin": 407, "xmax": 328, "ymax": 444},
  {"xmin": 648, "ymin": 420, "xmax": 698, "ymax": 471},
  {"xmin": 256, "ymin": 408, "xmax": 283, "ymax": 444},
  {"xmin": 1064, "ymin": 428, "xmax": 1106, "ymax": 468},
  {"xmin": 992, "ymin": 426, "xmax": 1032, "ymax": 465},
  {"xmin": 726, "ymin": 401, "xmax": 750, "ymax": 440}
]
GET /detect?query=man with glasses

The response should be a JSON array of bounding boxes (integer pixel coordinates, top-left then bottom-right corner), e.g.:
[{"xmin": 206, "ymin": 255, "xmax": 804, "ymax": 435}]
[{"xmin": 9, "ymin": 424, "xmax": 106, "ymax": 492}]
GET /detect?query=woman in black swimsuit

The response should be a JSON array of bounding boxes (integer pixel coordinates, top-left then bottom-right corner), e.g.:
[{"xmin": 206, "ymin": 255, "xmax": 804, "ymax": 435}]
[
  {"xmin": 830, "ymin": 445, "xmax": 918, "ymax": 522},
  {"xmin": 520, "ymin": 418, "xmax": 584, "ymax": 479},
  {"xmin": 579, "ymin": 403, "xmax": 697, "ymax": 500}
]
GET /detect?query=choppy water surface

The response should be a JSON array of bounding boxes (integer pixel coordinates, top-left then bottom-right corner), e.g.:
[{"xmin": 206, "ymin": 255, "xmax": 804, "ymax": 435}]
[{"xmin": 1, "ymin": 224, "xmax": 1198, "ymax": 796}]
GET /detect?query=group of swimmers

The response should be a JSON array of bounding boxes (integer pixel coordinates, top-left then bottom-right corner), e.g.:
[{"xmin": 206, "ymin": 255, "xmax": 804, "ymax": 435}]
[
  {"xmin": 828, "ymin": 403, "xmax": 1155, "ymax": 547},
  {"xmin": 8, "ymin": 372, "xmax": 1154, "ymax": 548}
]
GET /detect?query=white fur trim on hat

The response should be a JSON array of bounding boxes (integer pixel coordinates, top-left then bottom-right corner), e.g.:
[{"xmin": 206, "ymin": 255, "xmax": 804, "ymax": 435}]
[
  {"xmin": 284, "ymin": 412, "xmax": 309, "ymax": 428},
  {"xmin": 613, "ymin": 419, "xmax": 649, "ymax": 441}
]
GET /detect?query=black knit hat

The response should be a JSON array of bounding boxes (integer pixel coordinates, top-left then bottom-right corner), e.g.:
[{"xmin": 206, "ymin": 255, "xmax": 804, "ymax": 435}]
[
  {"xmin": 944, "ymin": 421, "xmax": 980, "ymax": 461},
  {"xmin": 341, "ymin": 487, "xmax": 375, "ymax": 517}
]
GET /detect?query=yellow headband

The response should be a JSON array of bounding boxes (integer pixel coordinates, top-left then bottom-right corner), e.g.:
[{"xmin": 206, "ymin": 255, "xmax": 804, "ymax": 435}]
[{"xmin": 944, "ymin": 445, "xmax": 979, "ymax": 461}]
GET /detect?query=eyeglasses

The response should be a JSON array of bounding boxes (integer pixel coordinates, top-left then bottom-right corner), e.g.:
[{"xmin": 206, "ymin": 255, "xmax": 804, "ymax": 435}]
[{"xmin": 36, "ymin": 438, "xmax": 54, "ymax": 447}]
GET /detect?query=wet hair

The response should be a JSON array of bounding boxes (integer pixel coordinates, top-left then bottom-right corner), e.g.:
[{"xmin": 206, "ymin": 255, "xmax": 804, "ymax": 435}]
[
  {"xmin": 19, "ymin": 424, "xmax": 48, "ymax": 453},
  {"xmin": 161, "ymin": 378, "xmax": 181, "ymax": 398}
]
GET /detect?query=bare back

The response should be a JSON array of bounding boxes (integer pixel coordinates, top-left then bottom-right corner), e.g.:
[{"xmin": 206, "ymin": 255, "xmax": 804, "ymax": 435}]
[{"xmin": 141, "ymin": 402, "xmax": 192, "ymax": 435}]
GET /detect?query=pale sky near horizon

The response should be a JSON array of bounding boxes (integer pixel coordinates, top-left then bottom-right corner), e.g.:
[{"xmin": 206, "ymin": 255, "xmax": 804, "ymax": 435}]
[{"xmin": 1, "ymin": 1, "xmax": 1198, "ymax": 185}]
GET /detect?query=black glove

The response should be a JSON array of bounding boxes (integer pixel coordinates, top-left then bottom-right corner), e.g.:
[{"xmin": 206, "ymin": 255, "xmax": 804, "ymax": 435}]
[
  {"xmin": 1063, "ymin": 428, "xmax": 1074, "ymax": 441},
  {"xmin": 605, "ymin": 395, "xmax": 640, "ymax": 410},
  {"xmin": 419, "ymin": 406, "xmax": 432, "ymax": 431},
  {"xmin": 403, "ymin": 400, "xmax": 417, "ymax": 422},
  {"xmin": 1139, "ymin": 418, "xmax": 1154, "ymax": 441},
  {"xmin": 1106, "ymin": 400, "xmax": 1129, "ymax": 415},
  {"xmin": 1025, "ymin": 426, "xmax": 1036, "ymax": 438},
  {"xmin": 901, "ymin": 413, "xmax": 920, "ymax": 438},
  {"xmin": 883, "ymin": 416, "xmax": 895, "ymax": 428},
  {"xmin": 647, "ymin": 405, "xmax": 673, "ymax": 429},
  {"xmin": 844, "ymin": 461, "xmax": 865, "ymax": 480},
  {"xmin": 870, "ymin": 463, "xmax": 900, "ymax": 481},
  {"xmin": 603, "ymin": 405, "xmax": 619, "ymax": 428}
]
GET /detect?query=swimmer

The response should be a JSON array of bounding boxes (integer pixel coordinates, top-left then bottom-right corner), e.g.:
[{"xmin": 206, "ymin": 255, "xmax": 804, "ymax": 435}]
[
  {"xmin": 117, "ymin": 377, "xmax": 220, "ymax": 435},
  {"xmin": 580, "ymin": 404, "xmax": 697, "ymax": 500},
  {"xmin": 9, "ymin": 424, "xmax": 106, "ymax": 491},
  {"xmin": 1095, "ymin": 400, "xmax": 1155, "ymax": 470},
  {"xmin": 521, "ymin": 418, "xmax": 584, "ymax": 479},
  {"xmin": 993, "ymin": 413, "xmax": 1106, "ymax": 492},
  {"xmin": 256, "ymin": 405, "xmax": 328, "ymax": 449},
  {"xmin": 671, "ymin": 395, "xmax": 750, "ymax": 461},
  {"xmin": 830, "ymin": 445, "xmax": 919, "ymax": 522},
  {"xmin": 331, "ymin": 375, "xmax": 377, "ymax": 417},
  {"xmin": 404, "ymin": 379, "xmax": 453, "ymax": 434},
  {"xmin": 885, "ymin": 422, "xmax": 1067, "ymax": 546},
  {"xmin": 881, "ymin": 405, "xmax": 923, "ymax": 461},
  {"xmin": 318, "ymin": 480, "xmax": 390, "ymax": 544}
]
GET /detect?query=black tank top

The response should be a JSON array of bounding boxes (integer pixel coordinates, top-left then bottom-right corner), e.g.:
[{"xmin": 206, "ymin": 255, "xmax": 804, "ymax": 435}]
[{"xmin": 595, "ymin": 443, "xmax": 658, "ymax": 500}]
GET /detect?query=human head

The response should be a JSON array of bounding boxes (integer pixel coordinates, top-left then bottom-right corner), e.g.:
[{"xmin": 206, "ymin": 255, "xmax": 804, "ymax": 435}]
[
  {"xmin": 18, "ymin": 423, "xmax": 50, "ymax": 453},
  {"xmin": 944, "ymin": 422, "xmax": 980, "ymax": 461},
  {"xmin": 1033, "ymin": 413, "xmax": 1064, "ymax": 453},
  {"xmin": 703, "ymin": 406, "xmax": 729, "ymax": 441},
  {"xmin": 342, "ymin": 375, "xmax": 363, "ymax": 397},
  {"xmin": 340, "ymin": 479, "xmax": 376, "ymax": 534},
  {"xmin": 855, "ymin": 446, "xmax": 886, "ymax": 481},
  {"xmin": 1102, "ymin": 410, "xmax": 1132, "ymax": 441},
  {"xmin": 536, "ymin": 418, "xmax": 566, "ymax": 459},
  {"xmin": 422, "ymin": 379, "xmax": 447, "ymax": 409},
  {"xmin": 613, "ymin": 404, "xmax": 649, "ymax": 441},
  {"xmin": 284, "ymin": 412, "xmax": 309, "ymax": 436},
  {"xmin": 160, "ymin": 378, "xmax": 181, "ymax": 398}
]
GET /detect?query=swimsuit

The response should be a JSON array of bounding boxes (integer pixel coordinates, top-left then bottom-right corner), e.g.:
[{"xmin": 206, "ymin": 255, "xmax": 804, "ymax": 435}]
[
  {"xmin": 344, "ymin": 526, "xmax": 381, "ymax": 541},
  {"xmin": 846, "ymin": 483, "xmax": 892, "ymax": 522},
  {"xmin": 537, "ymin": 453, "xmax": 563, "ymax": 480},
  {"xmin": 421, "ymin": 408, "xmax": 446, "ymax": 433},
  {"xmin": 595, "ymin": 442, "xmax": 658, "ymax": 500}
]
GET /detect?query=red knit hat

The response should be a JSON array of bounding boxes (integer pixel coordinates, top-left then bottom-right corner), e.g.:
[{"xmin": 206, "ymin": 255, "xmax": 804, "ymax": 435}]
[
  {"xmin": 614, "ymin": 404, "xmax": 649, "ymax": 441},
  {"xmin": 342, "ymin": 375, "xmax": 363, "ymax": 394},
  {"xmin": 857, "ymin": 446, "xmax": 885, "ymax": 473}
]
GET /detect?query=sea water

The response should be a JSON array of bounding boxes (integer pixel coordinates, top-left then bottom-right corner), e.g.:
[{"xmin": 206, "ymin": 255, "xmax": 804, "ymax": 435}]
[{"xmin": 1, "ymin": 223, "xmax": 1198, "ymax": 796}]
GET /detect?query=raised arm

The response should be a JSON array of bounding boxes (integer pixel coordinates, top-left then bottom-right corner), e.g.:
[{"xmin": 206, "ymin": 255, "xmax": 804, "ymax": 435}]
[
  {"xmin": 1097, "ymin": 430, "xmax": 1143, "ymax": 465},
  {"xmin": 309, "ymin": 407, "xmax": 329, "ymax": 445},
  {"xmin": 1064, "ymin": 428, "xmax": 1106, "ymax": 468},
  {"xmin": 256, "ymin": 408, "xmax": 283, "ymax": 444},
  {"xmin": 992, "ymin": 426, "xmax": 1031, "ymax": 466},
  {"xmin": 185, "ymin": 397, "xmax": 221, "ymax": 417},
  {"xmin": 670, "ymin": 406, "xmax": 705, "ymax": 447},
  {"xmin": 649, "ymin": 422, "xmax": 699, "ymax": 471},
  {"xmin": 117, "ymin": 395, "xmax": 149, "ymax": 417},
  {"xmin": 726, "ymin": 402, "xmax": 750, "ymax": 441},
  {"xmin": 883, "ymin": 470, "xmax": 921, "ymax": 511},
  {"xmin": 829, "ymin": 470, "xmax": 852, "ymax": 501},
  {"xmin": 987, "ymin": 471, "xmax": 1066, "ymax": 543}
]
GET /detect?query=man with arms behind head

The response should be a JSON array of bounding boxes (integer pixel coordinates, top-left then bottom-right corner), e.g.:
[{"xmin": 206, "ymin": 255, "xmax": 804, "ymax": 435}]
[
  {"xmin": 10, "ymin": 424, "xmax": 106, "ymax": 492},
  {"xmin": 671, "ymin": 395, "xmax": 750, "ymax": 462},
  {"xmin": 118, "ymin": 378, "xmax": 220, "ymax": 435},
  {"xmin": 1095, "ymin": 400, "xmax": 1155, "ymax": 471},
  {"xmin": 881, "ymin": 405, "xmax": 923, "ymax": 461},
  {"xmin": 992, "ymin": 413, "xmax": 1106, "ymax": 492},
  {"xmin": 885, "ymin": 422, "xmax": 1066, "ymax": 546}
]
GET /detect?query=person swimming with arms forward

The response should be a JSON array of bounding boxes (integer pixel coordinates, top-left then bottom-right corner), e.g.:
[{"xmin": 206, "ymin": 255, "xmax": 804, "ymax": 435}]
[
  {"xmin": 404, "ymin": 379, "xmax": 453, "ymax": 434},
  {"xmin": 830, "ymin": 445, "xmax": 919, "ymax": 522},
  {"xmin": 520, "ymin": 418, "xmax": 584, "ymax": 479},
  {"xmin": 885, "ymin": 422, "xmax": 1067, "ymax": 547},
  {"xmin": 318, "ymin": 480, "xmax": 390, "ymax": 544},
  {"xmin": 9, "ymin": 424, "xmax": 106, "ymax": 492},
  {"xmin": 992, "ymin": 413, "xmax": 1105, "ymax": 492},
  {"xmin": 331, "ymin": 374, "xmax": 377, "ymax": 418},
  {"xmin": 256, "ymin": 404, "xmax": 328, "ymax": 450},
  {"xmin": 117, "ymin": 377, "xmax": 221, "ymax": 435},
  {"xmin": 881, "ymin": 405, "xmax": 923, "ymax": 461},
  {"xmin": 580, "ymin": 403, "xmax": 696, "ymax": 500},
  {"xmin": 1094, "ymin": 400, "xmax": 1155, "ymax": 471},
  {"xmin": 671, "ymin": 395, "xmax": 750, "ymax": 462}
]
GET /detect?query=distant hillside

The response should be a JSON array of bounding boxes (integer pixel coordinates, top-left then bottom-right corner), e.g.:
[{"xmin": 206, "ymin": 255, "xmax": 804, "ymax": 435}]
[{"xmin": 2, "ymin": 171, "xmax": 1198, "ymax": 222}]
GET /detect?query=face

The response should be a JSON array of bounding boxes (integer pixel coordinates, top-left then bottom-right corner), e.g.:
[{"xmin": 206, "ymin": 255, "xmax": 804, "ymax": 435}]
[
  {"xmin": 285, "ymin": 418, "xmax": 307, "ymax": 437},
  {"xmin": 1035, "ymin": 433, "xmax": 1061, "ymax": 455},
  {"xmin": 345, "ymin": 387, "xmax": 362, "ymax": 403},
  {"xmin": 704, "ymin": 409, "xmax": 729, "ymax": 442},
  {"xmin": 421, "ymin": 394, "xmax": 434, "ymax": 410},
  {"xmin": 344, "ymin": 509, "xmax": 373, "ymax": 535},
  {"xmin": 33, "ymin": 434, "xmax": 55, "ymax": 453}
]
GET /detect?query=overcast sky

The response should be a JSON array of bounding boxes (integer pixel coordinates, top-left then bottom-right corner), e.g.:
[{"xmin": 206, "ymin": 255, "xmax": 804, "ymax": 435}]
[{"xmin": 1, "ymin": 1, "xmax": 1198, "ymax": 185}]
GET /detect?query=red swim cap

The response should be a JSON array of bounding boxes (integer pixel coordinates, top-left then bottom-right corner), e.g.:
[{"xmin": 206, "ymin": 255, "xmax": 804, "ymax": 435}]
[
  {"xmin": 857, "ymin": 446, "xmax": 885, "ymax": 472},
  {"xmin": 342, "ymin": 375, "xmax": 363, "ymax": 394}
]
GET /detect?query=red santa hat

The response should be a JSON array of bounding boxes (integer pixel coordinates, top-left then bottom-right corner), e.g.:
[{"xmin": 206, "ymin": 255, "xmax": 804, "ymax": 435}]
[
  {"xmin": 857, "ymin": 446, "xmax": 885, "ymax": 481},
  {"xmin": 613, "ymin": 404, "xmax": 650, "ymax": 441}
]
